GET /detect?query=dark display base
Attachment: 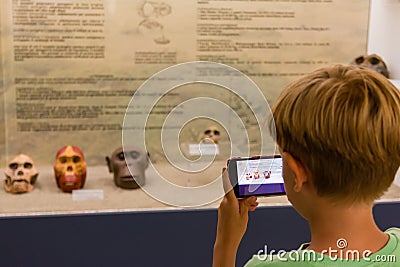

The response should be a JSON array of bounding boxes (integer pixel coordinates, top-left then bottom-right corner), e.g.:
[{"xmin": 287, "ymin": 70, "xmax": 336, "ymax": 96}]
[{"xmin": 0, "ymin": 202, "xmax": 399, "ymax": 267}]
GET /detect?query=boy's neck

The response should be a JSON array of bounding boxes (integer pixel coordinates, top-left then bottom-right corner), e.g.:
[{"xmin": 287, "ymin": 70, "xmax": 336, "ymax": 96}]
[{"xmin": 306, "ymin": 200, "xmax": 389, "ymax": 254}]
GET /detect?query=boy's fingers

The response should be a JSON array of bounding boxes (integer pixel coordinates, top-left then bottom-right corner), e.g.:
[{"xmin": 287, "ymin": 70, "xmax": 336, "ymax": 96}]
[
  {"xmin": 248, "ymin": 202, "xmax": 259, "ymax": 212},
  {"xmin": 242, "ymin": 196, "xmax": 259, "ymax": 212},
  {"xmin": 246, "ymin": 196, "xmax": 258, "ymax": 206}
]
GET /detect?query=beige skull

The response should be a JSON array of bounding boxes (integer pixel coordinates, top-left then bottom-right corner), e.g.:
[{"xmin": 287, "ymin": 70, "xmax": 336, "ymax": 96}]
[
  {"xmin": 4, "ymin": 154, "xmax": 38, "ymax": 194},
  {"xmin": 199, "ymin": 126, "xmax": 221, "ymax": 144},
  {"xmin": 351, "ymin": 54, "xmax": 390, "ymax": 78}
]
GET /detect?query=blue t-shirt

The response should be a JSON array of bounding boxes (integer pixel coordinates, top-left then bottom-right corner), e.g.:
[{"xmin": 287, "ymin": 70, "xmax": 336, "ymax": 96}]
[{"xmin": 245, "ymin": 228, "xmax": 400, "ymax": 266}]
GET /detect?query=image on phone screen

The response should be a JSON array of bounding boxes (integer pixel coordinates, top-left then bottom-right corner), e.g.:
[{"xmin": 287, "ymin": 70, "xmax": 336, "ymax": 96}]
[{"xmin": 235, "ymin": 156, "xmax": 285, "ymax": 197}]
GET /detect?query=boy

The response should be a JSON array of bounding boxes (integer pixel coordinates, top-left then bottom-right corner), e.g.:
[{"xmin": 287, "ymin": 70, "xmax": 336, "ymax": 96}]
[{"xmin": 213, "ymin": 65, "xmax": 400, "ymax": 266}]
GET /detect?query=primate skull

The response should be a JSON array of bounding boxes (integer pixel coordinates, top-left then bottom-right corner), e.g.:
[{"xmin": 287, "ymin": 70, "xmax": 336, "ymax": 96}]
[
  {"xmin": 199, "ymin": 126, "xmax": 221, "ymax": 144},
  {"xmin": 54, "ymin": 146, "xmax": 87, "ymax": 193},
  {"xmin": 263, "ymin": 170, "xmax": 271, "ymax": 179},
  {"xmin": 351, "ymin": 54, "xmax": 390, "ymax": 78},
  {"xmin": 4, "ymin": 154, "xmax": 38, "ymax": 194},
  {"xmin": 106, "ymin": 147, "xmax": 149, "ymax": 189}
]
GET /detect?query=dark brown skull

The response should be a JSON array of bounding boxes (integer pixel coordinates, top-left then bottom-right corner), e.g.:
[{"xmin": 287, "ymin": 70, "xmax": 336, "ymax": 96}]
[
  {"xmin": 351, "ymin": 54, "xmax": 390, "ymax": 78},
  {"xmin": 106, "ymin": 147, "xmax": 149, "ymax": 189}
]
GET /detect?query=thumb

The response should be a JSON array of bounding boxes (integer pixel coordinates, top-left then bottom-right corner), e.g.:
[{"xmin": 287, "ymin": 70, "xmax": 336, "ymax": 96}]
[
  {"xmin": 221, "ymin": 167, "xmax": 236, "ymax": 201},
  {"xmin": 239, "ymin": 196, "xmax": 258, "ymax": 216}
]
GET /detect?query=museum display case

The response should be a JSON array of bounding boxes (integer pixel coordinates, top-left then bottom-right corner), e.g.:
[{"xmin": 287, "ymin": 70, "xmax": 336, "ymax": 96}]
[
  {"xmin": 4, "ymin": 0, "xmax": 398, "ymax": 217},
  {"xmin": 0, "ymin": 0, "xmax": 399, "ymax": 266}
]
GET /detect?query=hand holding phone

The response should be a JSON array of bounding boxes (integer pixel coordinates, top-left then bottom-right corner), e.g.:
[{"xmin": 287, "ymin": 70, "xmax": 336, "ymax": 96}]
[{"xmin": 227, "ymin": 155, "xmax": 285, "ymax": 198}]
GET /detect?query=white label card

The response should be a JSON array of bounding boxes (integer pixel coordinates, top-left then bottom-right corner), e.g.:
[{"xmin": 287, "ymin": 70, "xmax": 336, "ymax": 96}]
[
  {"xmin": 189, "ymin": 144, "xmax": 220, "ymax": 156},
  {"xmin": 72, "ymin": 189, "xmax": 104, "ymax": 201}
]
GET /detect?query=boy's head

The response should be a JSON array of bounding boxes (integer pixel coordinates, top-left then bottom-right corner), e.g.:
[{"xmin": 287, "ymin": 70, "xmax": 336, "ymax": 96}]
[{"xmin": 270, "ymin": 64, "xmax": 400, "ymax": 204}]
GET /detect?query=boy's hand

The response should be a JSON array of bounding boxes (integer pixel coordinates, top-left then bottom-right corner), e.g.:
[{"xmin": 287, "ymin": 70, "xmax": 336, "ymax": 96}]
[{"xmin": 213, "ymin": 167, "xmax": 259, "ymax": 267}]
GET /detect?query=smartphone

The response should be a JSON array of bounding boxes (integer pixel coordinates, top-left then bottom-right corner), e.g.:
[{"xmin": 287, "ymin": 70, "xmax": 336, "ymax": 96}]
[{"xmin": 227, "ymin": 155, "xmax": 285, "ymax": 198}]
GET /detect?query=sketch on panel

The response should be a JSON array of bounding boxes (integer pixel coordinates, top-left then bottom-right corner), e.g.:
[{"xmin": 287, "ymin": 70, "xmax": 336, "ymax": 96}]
[{"xmin": 137, "ymin": 1, "xmax": 172, "ymax": 44}]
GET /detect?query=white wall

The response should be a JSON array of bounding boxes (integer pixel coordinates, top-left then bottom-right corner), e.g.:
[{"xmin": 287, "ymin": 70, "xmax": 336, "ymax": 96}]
[
  {"xmin": 368, "ymin": 0, "xmax": 400, "ymax": 185},
  {"xmin": 368, "ymin": 0, "xmax": 400, "ymax": 81}
]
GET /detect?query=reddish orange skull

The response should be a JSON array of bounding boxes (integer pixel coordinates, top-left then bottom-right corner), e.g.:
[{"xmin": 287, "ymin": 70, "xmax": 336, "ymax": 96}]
[{"xmin": 54, "ymin": 146, "xmax": 87, "ymax": 193}]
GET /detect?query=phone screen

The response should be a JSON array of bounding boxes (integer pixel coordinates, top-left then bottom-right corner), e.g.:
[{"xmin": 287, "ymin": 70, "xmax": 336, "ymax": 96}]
[{"xmin": 232, "ymin": 156, "xmax": 285, "ymax": 197}]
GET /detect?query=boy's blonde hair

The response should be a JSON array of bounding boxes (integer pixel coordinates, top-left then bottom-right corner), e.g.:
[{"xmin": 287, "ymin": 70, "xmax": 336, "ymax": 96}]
[{"xmin": 271, "ymin": 65, "xmax": 400, "ymax": 203}]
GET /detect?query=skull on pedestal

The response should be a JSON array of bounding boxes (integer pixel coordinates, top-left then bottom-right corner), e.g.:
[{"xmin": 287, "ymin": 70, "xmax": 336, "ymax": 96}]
[
  {"xmin": 199, "ymin": 126, "xmax": 221, "ymax": 144},
  {"xmin": 54, "ymin": 146, "xmax": 87, "ymax": 193},
  {"xmin": 4, "ymin": 154, "xmax": 38, "ymax": 194},
  {"xmin": 106, "ymin": 147, "xmax": 149, "ymax": 189},
  {"xmin": 351, "ymin": 54, "xmax": 390, "ymax": 78}
]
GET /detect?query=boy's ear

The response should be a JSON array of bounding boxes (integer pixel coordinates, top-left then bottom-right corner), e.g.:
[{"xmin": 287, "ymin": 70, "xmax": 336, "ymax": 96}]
[{"xmin": 283, "ymin": 152, "xmax": 309, "ymax": 192}]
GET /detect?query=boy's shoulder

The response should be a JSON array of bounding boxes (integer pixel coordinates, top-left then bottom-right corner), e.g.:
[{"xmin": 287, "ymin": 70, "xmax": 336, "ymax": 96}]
[{"xmin": 386, "ymin": 227, "xmax": 400, "ymax": 236}]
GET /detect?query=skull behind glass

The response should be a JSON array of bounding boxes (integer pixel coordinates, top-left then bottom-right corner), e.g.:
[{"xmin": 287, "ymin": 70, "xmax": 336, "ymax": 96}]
[
  {"xmin": 54, "ymin": 146, "xmax": 87, "ymax": 193},
  {"xmin": 106, "ymin": 147, "xmax": 148, "ymax": 189},
  {"xmin": 351, "ymin": 54, "xmax": 390, "ymax": 78},
  {"xmin": 199, "ymin": 125, "xmax": 221, "ymax": 144},
  {"xmin": 4, "ymin": 154, "xmax": 38, "ymax": 194}
]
